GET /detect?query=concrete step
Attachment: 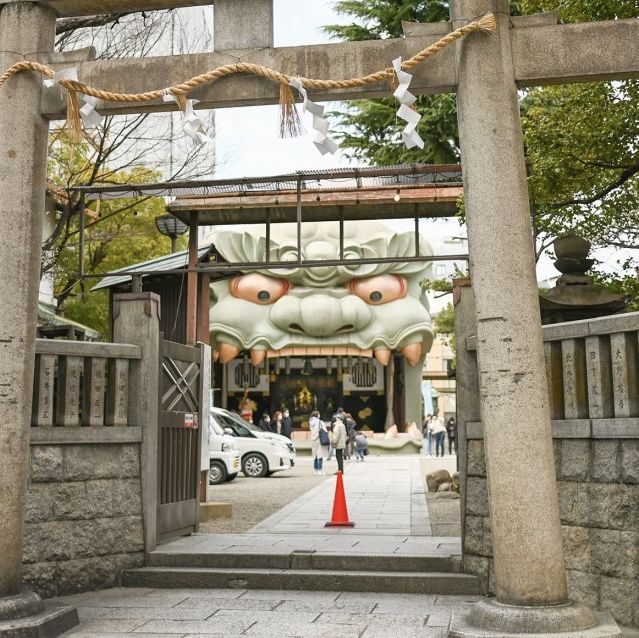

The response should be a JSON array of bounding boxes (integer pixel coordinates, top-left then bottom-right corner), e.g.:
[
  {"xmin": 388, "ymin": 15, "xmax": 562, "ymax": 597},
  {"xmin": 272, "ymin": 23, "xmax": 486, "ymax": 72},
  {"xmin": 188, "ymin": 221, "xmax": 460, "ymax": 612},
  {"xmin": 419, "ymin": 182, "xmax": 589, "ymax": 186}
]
[
  {"xmin": 146, "ymin": 551, "xmax": 461, "ymax": 573},
  {"xmin": 123, "ymin": 566, "xmax": 479, "ymax": 595}
]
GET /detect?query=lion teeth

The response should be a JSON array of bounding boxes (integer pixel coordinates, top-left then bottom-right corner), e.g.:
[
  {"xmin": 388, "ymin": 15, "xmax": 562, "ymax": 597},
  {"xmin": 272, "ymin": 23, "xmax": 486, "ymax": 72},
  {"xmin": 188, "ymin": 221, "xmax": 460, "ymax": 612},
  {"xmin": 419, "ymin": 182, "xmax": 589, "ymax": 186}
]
[
  {"xmin": 251, "ymin": 349, "xmax": 266, "ymax": 366},
  {"xmin": 373, "ymin": 348, "xmax": 391, "ymax": 366},
  {"xmin": 402, "ymin": 343, "xmax": 422, "ymax": 366},
  {"xmin": 219, "ymin": 343, "xmax": 240, "ymax": 363}
]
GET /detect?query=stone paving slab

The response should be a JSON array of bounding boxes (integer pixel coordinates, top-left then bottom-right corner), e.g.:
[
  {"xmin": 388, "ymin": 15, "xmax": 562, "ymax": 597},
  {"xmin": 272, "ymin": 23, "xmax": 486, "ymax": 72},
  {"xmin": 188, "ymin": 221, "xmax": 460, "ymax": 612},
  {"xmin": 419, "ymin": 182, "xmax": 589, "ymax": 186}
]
[
  {"xmin": 174, "ymin": 598, "xmax": 278, "ymax": 611},
  {"xmin": 244, "ymin": 622, "xmax": 363, "ymax": 637},
  {"xmin": 274, "ymin": 600, "xmax": 376, "ymax": 614},
  {"xmin": 57, "ymin": 587, "xmax": 483, "ymax": 638},
  {"xmin": 151, "ymin": 533, "xmax": 461, "ymax": 561},
  {"xmin": 248, "ymin": 456, "xmax": 431, "ymax": 536}
]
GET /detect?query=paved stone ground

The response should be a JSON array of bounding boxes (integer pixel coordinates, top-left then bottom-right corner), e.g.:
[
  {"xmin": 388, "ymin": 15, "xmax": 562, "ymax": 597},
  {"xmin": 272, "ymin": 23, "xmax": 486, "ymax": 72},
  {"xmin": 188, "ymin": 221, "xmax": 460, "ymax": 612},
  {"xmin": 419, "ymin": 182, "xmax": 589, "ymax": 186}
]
[
  {"xmin": 250, "ymin": 455, "xmax": 431, "ymax": 536},
  {"xmin": 201, "ymin": 457, "xmax": 327, "ymax": 534},
  {"xmin": 202, "ymin": 454, "xmax": 458, "ymax": 536},
  {"xmin": 58, "ymin": 586, "xmax": 483, "ymax": 637},
  {"xmin": 152, "ymin": 454, "xmax": 461, "ymax": 564}
]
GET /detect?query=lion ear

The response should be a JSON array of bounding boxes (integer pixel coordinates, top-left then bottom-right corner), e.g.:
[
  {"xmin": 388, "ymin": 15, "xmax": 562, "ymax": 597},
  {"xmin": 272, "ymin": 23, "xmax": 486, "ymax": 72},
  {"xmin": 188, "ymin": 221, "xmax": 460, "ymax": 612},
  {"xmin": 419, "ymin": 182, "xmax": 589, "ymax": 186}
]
[{"xmin": 211, "ymin": 230, "xmax": 262, "ymax": 263}]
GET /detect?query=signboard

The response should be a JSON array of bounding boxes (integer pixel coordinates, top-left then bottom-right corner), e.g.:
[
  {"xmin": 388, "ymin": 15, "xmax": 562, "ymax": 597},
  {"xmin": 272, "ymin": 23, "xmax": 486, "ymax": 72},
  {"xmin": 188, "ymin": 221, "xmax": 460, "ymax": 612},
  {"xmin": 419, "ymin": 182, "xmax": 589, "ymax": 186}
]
[{"xmin": 184, "ymin": 412, "xmax": 199, "ymax": 429}]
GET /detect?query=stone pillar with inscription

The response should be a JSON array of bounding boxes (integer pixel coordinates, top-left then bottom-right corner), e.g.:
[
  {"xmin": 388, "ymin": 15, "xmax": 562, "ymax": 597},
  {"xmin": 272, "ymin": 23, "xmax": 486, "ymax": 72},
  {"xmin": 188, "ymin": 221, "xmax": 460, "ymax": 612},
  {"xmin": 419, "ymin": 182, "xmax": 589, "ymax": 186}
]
[
  {"xmin": 0, "ymin": 1, "xmax": 78, "ymax": 634},
  {"xmin": 448, "ymin": 0, "xmax": 621, "ymax": 635}
]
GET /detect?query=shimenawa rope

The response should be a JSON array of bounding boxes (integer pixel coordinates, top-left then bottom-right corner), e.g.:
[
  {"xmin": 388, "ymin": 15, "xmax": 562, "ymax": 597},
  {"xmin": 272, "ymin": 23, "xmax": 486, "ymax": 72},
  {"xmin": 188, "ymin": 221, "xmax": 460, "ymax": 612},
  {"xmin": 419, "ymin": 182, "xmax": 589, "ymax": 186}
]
[{"xmin": 0, "ymin": 13, "xmax": 495, "ymax": 141}]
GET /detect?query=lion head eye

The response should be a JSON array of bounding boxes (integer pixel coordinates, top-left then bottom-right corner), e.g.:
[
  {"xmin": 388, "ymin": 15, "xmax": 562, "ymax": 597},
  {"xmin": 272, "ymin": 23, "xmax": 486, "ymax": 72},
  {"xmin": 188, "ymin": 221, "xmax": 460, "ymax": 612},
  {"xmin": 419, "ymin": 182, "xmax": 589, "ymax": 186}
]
[
  {"xmin": 231, "ymin": 274, "xmax": 289, "ymax": 305},
  {"xmin": 348, "ymin": 274, "xmax": 407, "ymax": 305}
]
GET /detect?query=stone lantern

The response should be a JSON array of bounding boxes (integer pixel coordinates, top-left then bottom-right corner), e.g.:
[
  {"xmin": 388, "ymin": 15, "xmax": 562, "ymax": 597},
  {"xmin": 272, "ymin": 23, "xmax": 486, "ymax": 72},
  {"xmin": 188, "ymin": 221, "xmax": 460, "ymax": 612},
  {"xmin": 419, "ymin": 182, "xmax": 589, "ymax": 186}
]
[{"xmin": 540, "ymin": 232, "xmax": 627, "ymax": 324}]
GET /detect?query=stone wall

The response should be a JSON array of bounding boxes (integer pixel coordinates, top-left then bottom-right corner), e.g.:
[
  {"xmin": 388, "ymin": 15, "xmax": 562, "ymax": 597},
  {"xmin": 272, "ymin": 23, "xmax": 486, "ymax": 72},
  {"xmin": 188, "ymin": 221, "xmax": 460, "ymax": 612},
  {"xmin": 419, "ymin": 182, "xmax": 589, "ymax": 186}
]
[
  {"xmin": 22, "ymin": 436, "xmax": 145, "ymax": 598},
  {"xmin": 463, "ymin": 432, "xmax": 639, "ymax": 628}
]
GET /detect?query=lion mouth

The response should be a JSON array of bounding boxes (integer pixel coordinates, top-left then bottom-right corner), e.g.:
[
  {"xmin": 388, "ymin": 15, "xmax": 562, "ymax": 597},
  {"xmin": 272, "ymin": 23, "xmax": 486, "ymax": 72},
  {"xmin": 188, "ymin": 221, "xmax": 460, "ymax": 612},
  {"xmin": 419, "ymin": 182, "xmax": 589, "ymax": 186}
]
[{"xmin": 213, "ymin": 341, "xmax": 425, "ymax": 367}]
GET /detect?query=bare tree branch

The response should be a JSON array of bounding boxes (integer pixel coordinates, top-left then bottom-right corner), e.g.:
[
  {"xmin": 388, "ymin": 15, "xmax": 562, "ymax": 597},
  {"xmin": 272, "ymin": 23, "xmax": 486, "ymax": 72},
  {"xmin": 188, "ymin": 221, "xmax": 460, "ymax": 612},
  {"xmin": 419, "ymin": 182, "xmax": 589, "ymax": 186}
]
[
  {"xmin": 550, "ymin": 163, "xmax": 639, "ymax": 208},
  {"xmin": 56, "ymin": 13, "xmax": 132, "ymax": 35}
]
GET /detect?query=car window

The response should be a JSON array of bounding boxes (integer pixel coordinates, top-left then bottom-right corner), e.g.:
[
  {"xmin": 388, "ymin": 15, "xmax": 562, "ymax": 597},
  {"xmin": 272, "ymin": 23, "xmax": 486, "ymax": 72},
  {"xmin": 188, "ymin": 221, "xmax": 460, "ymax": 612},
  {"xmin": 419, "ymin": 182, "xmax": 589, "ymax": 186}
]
[
  {"xmin": 221, "ymin": 410, "xmax": 262, "ymax": 431},
  {"xmin": 209, "ymin": 417, "xmax": 225, "ymax": 436},
  {"xmin": 217, "ymin": 414, "xmax": 253, "ymax": 438}
]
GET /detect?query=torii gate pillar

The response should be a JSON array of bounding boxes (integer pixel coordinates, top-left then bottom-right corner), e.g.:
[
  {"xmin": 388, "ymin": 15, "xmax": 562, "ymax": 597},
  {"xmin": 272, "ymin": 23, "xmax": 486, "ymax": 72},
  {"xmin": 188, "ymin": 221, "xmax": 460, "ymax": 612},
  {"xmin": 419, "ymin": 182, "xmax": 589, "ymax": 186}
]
[
  {"xmin": 448, "ymin": 0, "xmax": 619, "ymax": 635},
  {"xmin": 0, "ymin": 1, "xmax": 78, "ymax": 634}
]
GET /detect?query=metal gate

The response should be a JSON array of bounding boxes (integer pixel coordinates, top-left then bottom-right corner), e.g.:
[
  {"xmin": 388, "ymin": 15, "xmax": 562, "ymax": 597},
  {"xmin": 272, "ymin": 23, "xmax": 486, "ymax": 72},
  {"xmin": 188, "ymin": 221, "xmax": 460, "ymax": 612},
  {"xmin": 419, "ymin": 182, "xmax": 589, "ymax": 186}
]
[{"xmin": 157, "ymin": 338, "xmax": 202, "ymax": 541}]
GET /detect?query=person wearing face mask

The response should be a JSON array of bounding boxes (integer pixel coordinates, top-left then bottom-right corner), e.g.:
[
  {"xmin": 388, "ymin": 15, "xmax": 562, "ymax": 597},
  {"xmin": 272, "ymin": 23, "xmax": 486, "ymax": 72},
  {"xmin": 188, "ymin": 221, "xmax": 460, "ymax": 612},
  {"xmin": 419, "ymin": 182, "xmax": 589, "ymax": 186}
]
[
  {"xmin": 281, "ymin": 408, "xmax": 294, "ymax": 439},
  {"xmin": 257, "ymin": 412, "xmax": 271, "ymax": 432}
]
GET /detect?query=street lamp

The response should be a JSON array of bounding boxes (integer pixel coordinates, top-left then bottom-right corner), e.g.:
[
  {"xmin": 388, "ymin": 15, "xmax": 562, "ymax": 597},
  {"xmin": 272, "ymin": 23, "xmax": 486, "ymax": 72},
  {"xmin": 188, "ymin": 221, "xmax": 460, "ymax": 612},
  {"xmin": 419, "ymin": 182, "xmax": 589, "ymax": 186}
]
[{"xmin": 155, "ymin": 214, "xmax": 188, "ymax": 253}]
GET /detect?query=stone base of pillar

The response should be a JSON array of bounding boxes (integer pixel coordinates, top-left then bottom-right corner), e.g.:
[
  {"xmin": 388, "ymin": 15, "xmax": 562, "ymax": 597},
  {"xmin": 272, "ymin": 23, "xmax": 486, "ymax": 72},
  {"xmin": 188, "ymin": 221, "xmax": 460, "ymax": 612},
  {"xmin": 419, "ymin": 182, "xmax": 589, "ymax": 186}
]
[
  {"xmin": 449, "ymin": 599, "xmax": 622, "ymax": 638},
  {"xmin": 0, "ymin": 591, "xmax": 78, "ymax": 638}
]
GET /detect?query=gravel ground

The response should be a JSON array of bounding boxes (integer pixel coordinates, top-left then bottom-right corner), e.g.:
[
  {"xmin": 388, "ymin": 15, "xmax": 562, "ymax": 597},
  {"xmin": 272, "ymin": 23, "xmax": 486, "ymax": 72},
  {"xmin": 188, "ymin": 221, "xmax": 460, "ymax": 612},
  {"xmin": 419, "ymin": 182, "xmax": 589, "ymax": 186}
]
[{"xmin": 201, "ymin": 455, "xmax": 331, "ymax": 534}]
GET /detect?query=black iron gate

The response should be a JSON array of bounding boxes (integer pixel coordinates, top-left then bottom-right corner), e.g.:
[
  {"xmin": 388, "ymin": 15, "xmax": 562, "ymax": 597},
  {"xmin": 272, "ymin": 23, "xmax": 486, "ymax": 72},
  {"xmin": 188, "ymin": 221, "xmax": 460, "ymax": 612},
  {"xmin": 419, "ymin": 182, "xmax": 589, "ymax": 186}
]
[{"xmin": 157, "ymin": 338, "xmax": 202, "ymax": 541}]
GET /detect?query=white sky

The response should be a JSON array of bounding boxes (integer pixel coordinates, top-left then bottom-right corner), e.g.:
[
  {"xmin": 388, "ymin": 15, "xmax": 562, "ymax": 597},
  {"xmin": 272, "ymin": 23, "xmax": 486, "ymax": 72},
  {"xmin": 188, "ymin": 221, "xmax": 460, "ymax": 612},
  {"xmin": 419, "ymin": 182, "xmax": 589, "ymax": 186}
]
[{"xmin": 213, "ymin": 0, "xmax": 352, "ymax": 178}]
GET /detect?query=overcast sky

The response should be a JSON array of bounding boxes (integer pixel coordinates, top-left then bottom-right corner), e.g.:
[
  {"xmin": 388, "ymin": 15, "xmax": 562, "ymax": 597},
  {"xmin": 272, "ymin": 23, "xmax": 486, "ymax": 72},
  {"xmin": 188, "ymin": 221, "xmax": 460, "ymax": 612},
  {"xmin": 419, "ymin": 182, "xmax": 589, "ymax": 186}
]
[{"xmin": 213, "ymin": 0, "xmax": 352, "ymax": 178}]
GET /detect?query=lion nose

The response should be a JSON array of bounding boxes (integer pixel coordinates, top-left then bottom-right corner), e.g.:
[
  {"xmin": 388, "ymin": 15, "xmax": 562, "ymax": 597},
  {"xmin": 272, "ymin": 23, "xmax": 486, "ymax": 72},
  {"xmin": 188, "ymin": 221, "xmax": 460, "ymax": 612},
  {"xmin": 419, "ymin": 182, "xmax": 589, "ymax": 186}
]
[
  {"xmin": 270, "ymin": 294, "xmax": 371, "ymax": 337},
  {"xmin": 299, "ymin": 294, "xmax": 371, "ymax": 337}
]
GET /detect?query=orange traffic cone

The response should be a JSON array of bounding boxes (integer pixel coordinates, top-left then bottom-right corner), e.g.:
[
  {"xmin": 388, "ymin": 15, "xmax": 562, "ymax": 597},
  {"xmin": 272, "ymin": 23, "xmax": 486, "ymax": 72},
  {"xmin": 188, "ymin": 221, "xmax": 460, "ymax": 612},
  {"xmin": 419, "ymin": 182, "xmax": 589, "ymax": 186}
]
[{"xmin": 325, "ymin": 471, "xmax": 355, "ymax": 527}]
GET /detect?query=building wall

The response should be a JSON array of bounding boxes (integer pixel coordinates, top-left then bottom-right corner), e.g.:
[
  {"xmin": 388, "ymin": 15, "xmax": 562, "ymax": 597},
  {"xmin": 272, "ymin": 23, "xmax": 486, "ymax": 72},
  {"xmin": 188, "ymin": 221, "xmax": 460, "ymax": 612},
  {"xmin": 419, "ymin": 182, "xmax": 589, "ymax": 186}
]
[{"xmin": 423, "ymin": 333, "xmax": 456, "ymax": 420}]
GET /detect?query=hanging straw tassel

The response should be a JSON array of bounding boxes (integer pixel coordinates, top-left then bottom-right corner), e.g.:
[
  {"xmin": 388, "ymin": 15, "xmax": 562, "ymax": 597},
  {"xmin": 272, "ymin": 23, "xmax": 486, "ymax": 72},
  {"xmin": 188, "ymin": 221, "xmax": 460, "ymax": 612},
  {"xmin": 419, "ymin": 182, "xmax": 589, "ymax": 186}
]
[
  {"xmin": 172, "ymin": 90, "xmax": 188, "ymax": 112},
  {"xmin": 477, "ymin": 12, "xmax": 497, "ymax": 34},
  {"xmin": 279, "ymin": 81, "xmax": 302, "ymax": 138},
  {"xmin": 65, "ymin": 89, "xmax": 84, "ymax": 143}
]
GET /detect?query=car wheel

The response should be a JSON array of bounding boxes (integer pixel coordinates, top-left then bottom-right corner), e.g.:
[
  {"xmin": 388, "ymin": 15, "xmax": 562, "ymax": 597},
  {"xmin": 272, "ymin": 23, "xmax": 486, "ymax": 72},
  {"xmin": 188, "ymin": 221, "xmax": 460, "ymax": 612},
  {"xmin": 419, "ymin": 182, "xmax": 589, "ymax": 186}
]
[
  {"xmin": 209, "ymin": 461, "xmax": 227, "ymax": 485},
  {"xmin": 226, "ymin": 473, "xmax": 237, "ymax": 482},
  {"xmin": 242, "ymin": 453, "xmax": 268, "ymax": 478}
]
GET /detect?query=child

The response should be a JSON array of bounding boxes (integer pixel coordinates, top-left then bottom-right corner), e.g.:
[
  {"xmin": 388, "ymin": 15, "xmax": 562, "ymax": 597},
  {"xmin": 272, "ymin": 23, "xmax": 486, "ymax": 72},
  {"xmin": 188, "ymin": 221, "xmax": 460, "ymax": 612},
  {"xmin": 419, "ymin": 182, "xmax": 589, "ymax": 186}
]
[{"xmin": 354, "ymin": 430, "xmax": 368, "ymax": 461}]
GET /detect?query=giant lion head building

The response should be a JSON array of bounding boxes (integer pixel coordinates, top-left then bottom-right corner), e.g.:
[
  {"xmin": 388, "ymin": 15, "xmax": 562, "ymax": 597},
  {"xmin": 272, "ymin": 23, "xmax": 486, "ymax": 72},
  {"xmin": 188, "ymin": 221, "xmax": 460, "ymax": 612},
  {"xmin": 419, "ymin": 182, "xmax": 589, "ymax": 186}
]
[{"xmin": 207, "ymin": 221, "xmax": 433, "ymax": 430}]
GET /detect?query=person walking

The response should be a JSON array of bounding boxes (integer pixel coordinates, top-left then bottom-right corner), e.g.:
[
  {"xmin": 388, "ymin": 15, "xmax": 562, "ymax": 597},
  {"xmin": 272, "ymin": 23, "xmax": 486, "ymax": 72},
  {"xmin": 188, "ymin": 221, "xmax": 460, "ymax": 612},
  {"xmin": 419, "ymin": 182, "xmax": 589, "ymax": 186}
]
[
  {"xmin": 309, "ymin": 410, "xmax": 329, "ymax": 475},
  {"xmin": 272, "ymin": 411, "xmax": 283, "ymax": 435},
  {"xmin": 326, "ymin": 421, "xmax": 335, "ymax": 461},
  {"xmin": 344, "ymin": 413, "xmax": 356, "ymax": 460},
  {"xmin": 281, "ymin": 409, "xmax": 294, "ymax": 439},
  {"xmin": 432, "ymin": 415, "xmax": 447, "ymax": 457},
  {"xmin": 446, "ymin": 416, "xmax": 457, "ymax": 455},
  {"xmin": 354, "ymin": 430, "xmax": 368, "ymax": 461},
  {"xmin": 257, "ymin": 412, "xmax": 271, "ymax": 432},
  {"xmin": 332, "ymin": 416, "xmax": 347, "ymax": 474},
  {"xmin": 422, "ymin": 415, "xmax": 434, "ymax": 457}
]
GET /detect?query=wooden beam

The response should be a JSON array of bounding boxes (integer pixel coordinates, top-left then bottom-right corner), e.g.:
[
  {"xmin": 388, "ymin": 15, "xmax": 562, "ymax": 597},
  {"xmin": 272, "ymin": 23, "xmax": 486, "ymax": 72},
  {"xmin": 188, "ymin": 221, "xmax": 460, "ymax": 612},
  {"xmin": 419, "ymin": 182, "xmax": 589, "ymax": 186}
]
[
  {"xmin": 196, "ymin": 272, "xmax": 210, "ymax": 345},
  {"xmin": 1, "ymin": 0, "xmax": 216, "ymax": 18},
  {"xmin": 38, "ymin": 16, "xmax": 639, "ymax": 120},
  {"xmin": 185, "ymin": 215, "xmax": 199, "ymax": 345}
]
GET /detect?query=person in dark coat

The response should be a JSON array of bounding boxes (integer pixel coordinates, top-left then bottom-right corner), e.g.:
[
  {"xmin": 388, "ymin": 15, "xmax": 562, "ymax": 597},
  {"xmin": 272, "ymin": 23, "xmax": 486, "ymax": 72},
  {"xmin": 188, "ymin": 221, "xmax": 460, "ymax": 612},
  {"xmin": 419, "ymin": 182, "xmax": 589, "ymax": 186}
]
[
  {"xmin": 446, "ymin": 416, "xmax": 458, "ymax": 455},
  {"xmin": 281, "ymin": 409, "xmax": 294, "ymax": 439},
  {"xmin": 344, "ymin": 412, "xmax": 356, "ymax": 460},
  {"xmin": 257, "ymin": 412, "xmax": 271, "ymax": 432}
]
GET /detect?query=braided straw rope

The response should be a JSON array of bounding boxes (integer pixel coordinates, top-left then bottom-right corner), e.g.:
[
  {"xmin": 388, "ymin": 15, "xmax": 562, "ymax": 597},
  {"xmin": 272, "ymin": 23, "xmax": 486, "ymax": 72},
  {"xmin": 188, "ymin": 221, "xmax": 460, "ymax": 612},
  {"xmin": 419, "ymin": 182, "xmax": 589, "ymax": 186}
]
[{"xmin": 0, "ymin": 12, "xmax": 495, "ymax": 135}]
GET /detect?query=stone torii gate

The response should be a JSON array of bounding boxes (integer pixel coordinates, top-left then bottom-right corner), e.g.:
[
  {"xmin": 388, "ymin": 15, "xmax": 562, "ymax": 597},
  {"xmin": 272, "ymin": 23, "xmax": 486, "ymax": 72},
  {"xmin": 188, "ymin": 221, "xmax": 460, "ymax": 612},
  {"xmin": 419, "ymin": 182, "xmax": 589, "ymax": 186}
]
[{"xmin": 0, "ymin": 0, "xmax": 637, "ymax": 635}]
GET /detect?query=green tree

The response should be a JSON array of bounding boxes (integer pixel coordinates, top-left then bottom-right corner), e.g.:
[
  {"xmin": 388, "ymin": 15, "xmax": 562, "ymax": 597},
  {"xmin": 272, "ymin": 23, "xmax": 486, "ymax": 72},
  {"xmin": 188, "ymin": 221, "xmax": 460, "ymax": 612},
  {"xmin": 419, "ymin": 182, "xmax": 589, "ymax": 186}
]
[
  {"xmin": 51, "ymin": 155, "xmax": 184, "ymax": 336},
  {"xmin": 433, "ymin": 302, "xmax": 456, "ymax": 355},
  {"xmin": 324, "ymin": 1, "xmax": 520, "ymax": 164}
]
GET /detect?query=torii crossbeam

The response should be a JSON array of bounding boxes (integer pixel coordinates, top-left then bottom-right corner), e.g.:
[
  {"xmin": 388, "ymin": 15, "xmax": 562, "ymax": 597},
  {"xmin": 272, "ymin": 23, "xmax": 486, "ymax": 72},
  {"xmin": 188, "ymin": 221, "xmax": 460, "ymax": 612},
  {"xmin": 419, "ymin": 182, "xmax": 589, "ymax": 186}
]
[{"xmin": 0, "ymin": 0, "xmax": 636, "ymax": 636}]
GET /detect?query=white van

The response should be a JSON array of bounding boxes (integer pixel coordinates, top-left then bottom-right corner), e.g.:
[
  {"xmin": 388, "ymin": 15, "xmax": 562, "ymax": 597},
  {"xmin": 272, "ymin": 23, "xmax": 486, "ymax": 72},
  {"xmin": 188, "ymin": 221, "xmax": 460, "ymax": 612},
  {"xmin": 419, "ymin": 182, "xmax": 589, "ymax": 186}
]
[
  {"xmin": 210, "ymin": 407, "xmax": 295, "ymax": 478},
  {"xmin": 208, "ymin": 418, "xmax": 241, "ymax": 485}
]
